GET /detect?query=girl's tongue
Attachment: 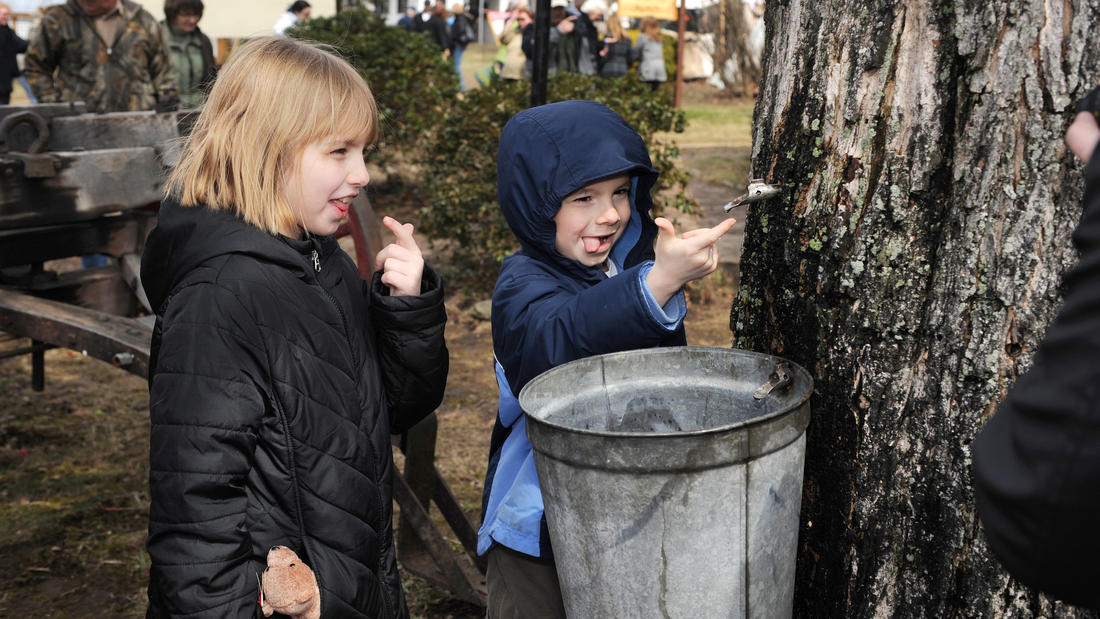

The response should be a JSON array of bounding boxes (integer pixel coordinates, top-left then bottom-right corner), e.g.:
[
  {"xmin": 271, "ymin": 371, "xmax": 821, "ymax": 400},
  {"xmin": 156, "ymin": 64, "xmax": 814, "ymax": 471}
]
[{"xmin": 330, "ymin": 199, "xmax": 349, "ymax": 218}]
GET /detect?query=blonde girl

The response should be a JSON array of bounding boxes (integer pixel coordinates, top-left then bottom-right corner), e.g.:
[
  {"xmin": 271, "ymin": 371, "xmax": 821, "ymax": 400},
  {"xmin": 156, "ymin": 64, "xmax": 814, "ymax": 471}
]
[
  {"xmin": 142, "ymin": 36, "xmax": 449, "ymax": 617},
  {"xmin": 597, "ymin": 12, "xmax": 631, "ymax": 78},
  {"xmin": 633, "ymin": 15, "xmax": 667, "ymax": 90}
]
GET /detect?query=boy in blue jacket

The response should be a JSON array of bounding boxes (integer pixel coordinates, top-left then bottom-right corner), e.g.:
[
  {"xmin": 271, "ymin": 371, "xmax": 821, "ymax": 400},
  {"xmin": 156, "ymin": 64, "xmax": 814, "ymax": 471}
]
[{"xmin": 478, "ymin": 100, "xmax": 736, "ymax": 617}]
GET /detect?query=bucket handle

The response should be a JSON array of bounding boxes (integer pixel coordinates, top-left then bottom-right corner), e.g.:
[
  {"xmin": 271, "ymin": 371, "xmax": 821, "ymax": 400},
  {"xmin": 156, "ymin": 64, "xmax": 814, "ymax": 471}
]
[{"xmin": 753, "ymin": 361, "xmax": 792, "ymax": 400}]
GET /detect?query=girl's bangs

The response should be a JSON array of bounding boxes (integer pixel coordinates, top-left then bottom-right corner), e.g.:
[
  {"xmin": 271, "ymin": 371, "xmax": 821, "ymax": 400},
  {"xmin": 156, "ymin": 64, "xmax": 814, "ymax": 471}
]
[
  {"xmin": 334, "ymin": 91, "xmax": 377, "ymax": 145},
  {"xmin": 304, "ymin": 75, "xmax": 377, "ymax": 147}
]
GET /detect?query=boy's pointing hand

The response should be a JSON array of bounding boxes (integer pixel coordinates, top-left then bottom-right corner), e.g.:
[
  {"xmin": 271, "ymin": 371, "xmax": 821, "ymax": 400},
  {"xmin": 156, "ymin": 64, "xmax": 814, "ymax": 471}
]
[
  {"xmin": 375, "ymin": 216, "xmax": 425, "ymax": 297},
  {"xmin": 646, "ymin": 217, "xmax": 736, "ymax": 306}
]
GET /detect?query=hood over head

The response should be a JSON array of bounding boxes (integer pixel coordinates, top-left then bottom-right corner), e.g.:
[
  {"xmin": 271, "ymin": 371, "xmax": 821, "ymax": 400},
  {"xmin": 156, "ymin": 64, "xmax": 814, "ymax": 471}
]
[
  {"xmin": 141, "ymin": 198, "xmax": 322, "ymax": 313},
  {"xmin": 496, "ymin": 100, "xmax": 659, "ymax": 280}
]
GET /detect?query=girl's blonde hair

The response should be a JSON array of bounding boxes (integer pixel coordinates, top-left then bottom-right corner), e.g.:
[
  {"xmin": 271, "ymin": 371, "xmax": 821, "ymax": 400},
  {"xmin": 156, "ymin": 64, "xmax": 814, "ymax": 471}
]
[
  {"xmin": 641, "ymin": 16, "xmax": 661, "ymax": 42},
  {"xmin": 606, "ymin": 12, "xmax": 623, "ymax": 41},
  {"xmin": 167, "ymin": 36, "xmax": 379, "ymax": 235}
]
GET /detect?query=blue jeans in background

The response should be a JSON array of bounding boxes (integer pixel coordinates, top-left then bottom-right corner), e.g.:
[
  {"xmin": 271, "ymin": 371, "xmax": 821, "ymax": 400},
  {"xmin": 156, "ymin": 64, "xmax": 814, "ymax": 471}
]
[
  {"xmin": 82, "ymin": 255, "xmax": 110, "ymax": 268},
  {"xmin": 453, "ymin": 44, "xmax": 466, "ymax": 92}
]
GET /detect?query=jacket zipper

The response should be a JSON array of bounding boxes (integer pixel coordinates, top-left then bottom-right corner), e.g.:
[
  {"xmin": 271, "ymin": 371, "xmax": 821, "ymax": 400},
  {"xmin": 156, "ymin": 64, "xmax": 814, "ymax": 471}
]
[
  {"xmin": 311, "ymin": 248, "xmax": 359, "ymax": 371},
  {"xmin": 311, "ymin": 245, "xmax": 393, "ymax": 617}
]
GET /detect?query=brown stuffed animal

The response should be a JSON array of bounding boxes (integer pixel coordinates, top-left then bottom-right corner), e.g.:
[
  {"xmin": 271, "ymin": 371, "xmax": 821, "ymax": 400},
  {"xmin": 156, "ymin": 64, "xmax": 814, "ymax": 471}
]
[{"xmin": 260, "ymin": 546, "xmax": 320, "ymax": 619}]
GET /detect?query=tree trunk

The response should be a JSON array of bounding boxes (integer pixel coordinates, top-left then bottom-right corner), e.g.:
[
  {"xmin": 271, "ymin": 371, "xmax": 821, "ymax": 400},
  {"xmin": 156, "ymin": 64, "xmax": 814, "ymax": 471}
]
[{"xmin": 731, "ymin": 0, "xmax": 1100, "ymax": 615}]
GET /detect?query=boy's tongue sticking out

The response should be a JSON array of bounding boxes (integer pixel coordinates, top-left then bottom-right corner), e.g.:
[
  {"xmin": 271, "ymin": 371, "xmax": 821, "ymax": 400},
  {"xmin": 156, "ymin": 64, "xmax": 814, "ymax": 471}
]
[{"xmin": 583, "ymin": 235, "xmax": 608, "ymax": 253}]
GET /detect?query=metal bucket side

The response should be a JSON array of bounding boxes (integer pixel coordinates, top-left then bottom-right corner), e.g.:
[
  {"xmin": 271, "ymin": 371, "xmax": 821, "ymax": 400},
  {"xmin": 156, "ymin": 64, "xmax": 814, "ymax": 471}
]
[
  {"xmin": 533, "ymin": 430, "xmax": 806, "ymax": 618},
  {"xmin": 519, "ymin": 347, "xmax": 812, "ymax": 618}
]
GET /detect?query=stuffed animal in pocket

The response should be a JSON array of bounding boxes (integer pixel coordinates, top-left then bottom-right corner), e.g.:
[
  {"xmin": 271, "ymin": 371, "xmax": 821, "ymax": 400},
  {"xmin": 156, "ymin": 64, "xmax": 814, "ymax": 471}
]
[{"xmin": 260, "ymin": 546, "xmax": 320, "ymax": 619}]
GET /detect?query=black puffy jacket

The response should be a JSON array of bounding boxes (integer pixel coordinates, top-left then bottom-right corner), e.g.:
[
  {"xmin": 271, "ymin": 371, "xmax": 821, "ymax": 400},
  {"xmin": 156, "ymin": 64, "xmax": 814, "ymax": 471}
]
[
  {"xmin": 142, "ymin": 199, "xmax": 448, "ymax": 618},
  {"xmin": 0, "ymin": 25, "xmax": 28, "ymax": 96}
]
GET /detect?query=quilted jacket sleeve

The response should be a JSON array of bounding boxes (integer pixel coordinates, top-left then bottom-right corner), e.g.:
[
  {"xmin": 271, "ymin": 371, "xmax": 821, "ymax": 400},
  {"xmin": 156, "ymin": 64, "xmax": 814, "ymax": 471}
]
[
  {"xmin": 973, "ymin": 141, "xmax": 1100, "ymax": 610},
  {"xmin": 146, "ymin": 282, "xmax": 267, "ymax": 618},
  {"xmin": 369, "ymin": 263, "xmax": 449, "ymax": 435}
]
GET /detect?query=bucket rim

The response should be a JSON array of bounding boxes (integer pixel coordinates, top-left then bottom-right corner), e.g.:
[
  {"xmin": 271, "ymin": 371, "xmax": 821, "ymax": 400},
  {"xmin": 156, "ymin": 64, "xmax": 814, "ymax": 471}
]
[{"xmin": 518, "ymin": 345, "xmax": 813, "ymax": 439}]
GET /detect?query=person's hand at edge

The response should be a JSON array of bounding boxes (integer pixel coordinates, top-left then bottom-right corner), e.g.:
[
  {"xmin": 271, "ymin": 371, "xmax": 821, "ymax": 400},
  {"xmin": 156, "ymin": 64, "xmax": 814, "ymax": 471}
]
[{"xmin": 1068, "ymin": 86, "xmax": 1100, "ymax": 164}]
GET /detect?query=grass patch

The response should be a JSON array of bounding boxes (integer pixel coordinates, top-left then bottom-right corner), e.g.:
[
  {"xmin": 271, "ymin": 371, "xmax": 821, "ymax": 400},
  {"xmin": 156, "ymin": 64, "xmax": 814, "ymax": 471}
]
[
  {"xmin": 681, "ymin": 151, "xmax": 752, "ymax": 188},
  {"xmin": 658, "ymin": 98, "xmax": 754, "ymax": 149}
]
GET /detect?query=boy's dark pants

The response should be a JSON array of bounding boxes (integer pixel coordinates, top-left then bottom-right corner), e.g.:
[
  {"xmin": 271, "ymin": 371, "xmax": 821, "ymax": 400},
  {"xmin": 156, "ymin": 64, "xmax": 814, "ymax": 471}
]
[{"xmin": 485, "ymin": 545, "xmax": 567, "ymax": 619}]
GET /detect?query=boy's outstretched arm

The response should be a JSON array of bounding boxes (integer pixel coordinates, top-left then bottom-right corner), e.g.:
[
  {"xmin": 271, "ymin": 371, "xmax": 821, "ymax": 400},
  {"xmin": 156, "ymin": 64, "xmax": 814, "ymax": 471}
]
[
  {"xmin": 645, "ymin": 217, "xmax": 737, "ymax": 306},
  {"xmin": 375, "ymin": 216, "xmax": 425, "ymax": 297}
]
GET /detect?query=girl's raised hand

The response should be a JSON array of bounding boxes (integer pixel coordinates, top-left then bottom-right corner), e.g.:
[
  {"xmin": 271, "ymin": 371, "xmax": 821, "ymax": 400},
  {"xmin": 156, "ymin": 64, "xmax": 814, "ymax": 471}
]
[
  {"xmin": 375, "ymin": 216, "xmax": 425, "ymax": 297},
  {"xmin": 646, "ymin": 216, "xmax": 736, "ymax": 306}
]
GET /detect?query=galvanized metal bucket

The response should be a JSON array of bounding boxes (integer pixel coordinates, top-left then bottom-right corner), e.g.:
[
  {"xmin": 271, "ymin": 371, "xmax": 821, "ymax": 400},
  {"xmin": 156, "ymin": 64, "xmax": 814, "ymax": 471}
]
[{"xmin": 519, "ymin": 346, "xmax": 812, "ymax": 619}]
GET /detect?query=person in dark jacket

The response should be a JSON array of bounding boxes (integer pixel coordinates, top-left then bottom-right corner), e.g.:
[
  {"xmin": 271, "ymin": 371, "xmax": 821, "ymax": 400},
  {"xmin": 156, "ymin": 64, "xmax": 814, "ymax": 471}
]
[
  {"xmin": 597, "ymin": 11, "xmax": 630, "ymax": 78},
  {"xmin": 449, "ymin": 2, "xmax": 474, "ymax": 90},
  {"xmin": 398, "ymin": 6, "xmax": 417, "ymax": 30},
  {"xmin": 142, "ymin": 36, "xmax": 448, "ymax": 618},
  {"xmin": 521, "ymin": 0, "xmax": 574, "ymax": 76},
  {"xmin": 0, "ymin": 2, "xmax": 28, "ymax": 104},
  {"xmin": 424, "ymin": 1, "xmax": 451, "ymax": 57},
  {"xmin": 573, "ymin": 0, "xmax": 604, "ymax": 75},
  {"xmin": 476, "ymin": 100, "xmax": 735, "ymax": 617},
  {"xmin": 972, "ymin": 87, "xmax": 1100, "ymax": 610},
  {"xmin": 160, "ymin": 0, "xmax": 217, "ymax": 109}
]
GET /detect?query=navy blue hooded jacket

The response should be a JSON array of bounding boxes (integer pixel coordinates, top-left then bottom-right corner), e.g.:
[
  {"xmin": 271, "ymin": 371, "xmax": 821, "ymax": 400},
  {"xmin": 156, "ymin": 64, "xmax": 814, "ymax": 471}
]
[{"xmin": 478, "ymin": 101, "xmax": 687, "ymax": 558}]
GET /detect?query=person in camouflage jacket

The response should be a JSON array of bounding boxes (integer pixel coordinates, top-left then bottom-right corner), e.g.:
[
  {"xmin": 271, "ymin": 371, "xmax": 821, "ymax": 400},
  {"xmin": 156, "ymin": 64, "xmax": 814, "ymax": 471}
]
[{"xmin": 24, "ymin": 0, "xmax": 178, "ymax": 113}]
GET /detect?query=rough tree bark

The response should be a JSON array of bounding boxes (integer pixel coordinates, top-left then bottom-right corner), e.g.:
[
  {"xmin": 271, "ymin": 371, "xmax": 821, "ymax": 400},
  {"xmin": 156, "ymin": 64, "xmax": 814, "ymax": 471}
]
[{"xmin": 730, "ymin": 0, "xmax": 1100, "ymax": 616}]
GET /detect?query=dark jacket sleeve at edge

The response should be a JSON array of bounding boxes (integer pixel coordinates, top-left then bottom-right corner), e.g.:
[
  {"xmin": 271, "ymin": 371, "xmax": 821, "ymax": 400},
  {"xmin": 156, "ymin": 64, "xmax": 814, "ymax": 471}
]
[
  {"xmin": 370, "ymin": 263, "xmax": 449, "ymax": 435},
  {"xmin": 972, "ymin": 141, "xmax": 1100, "ymax": 610}
]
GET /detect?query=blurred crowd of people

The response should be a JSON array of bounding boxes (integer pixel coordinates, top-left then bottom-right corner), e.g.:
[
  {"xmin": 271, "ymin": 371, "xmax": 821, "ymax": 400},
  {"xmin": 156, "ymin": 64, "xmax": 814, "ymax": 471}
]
[
  {"xmin": 399, "ymin": 0, "xmax": 668, "ymax": 91},
  {"xmin": 510, "ymin": 0, "xmax": 665, "ymax": 87},
  {"xmin": 0, "ymin": 0, "xmax": 320, "ymax": 113},
  {"xmin": 2, "ymin": 0, "xmax": 671, "ymax": 112}
]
